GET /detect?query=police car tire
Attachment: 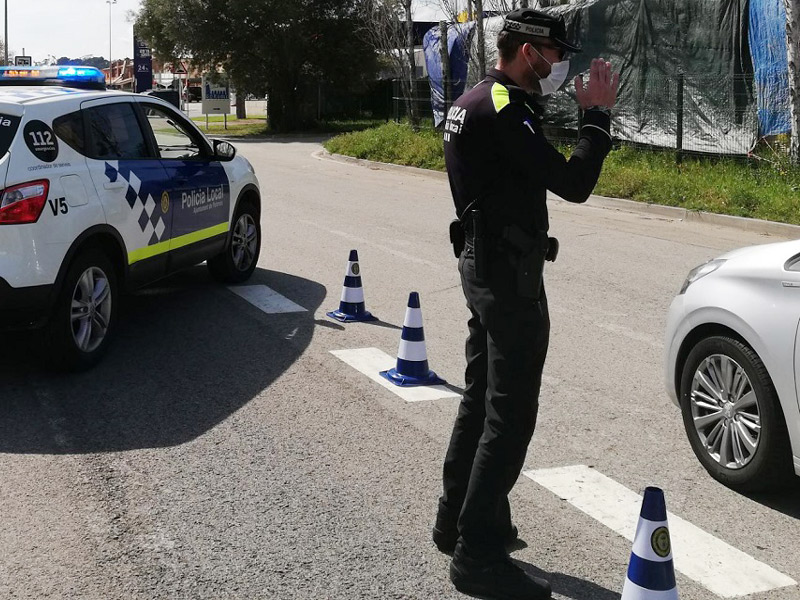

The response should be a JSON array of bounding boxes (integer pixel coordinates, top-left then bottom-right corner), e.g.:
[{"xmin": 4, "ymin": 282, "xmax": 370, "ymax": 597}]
[
  {"xmin": 208, "ymin": 200, "xmax": 260, "ymax": 283},
  {"xmin": 46, "ymin": 249, "xmax": 118, "ymax": 372}
]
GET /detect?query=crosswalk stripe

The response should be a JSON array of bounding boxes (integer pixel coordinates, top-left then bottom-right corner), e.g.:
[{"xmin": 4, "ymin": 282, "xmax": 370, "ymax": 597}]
[
  {"xmin": 228, "ymin": 285, "xmax": 307, "ymax": 314},
  {"xmin": 330, "ymin": 348, "xmax": 460, "ymax": 403},
  {"xmin": 524, "ymin": 465, "xmax": 796, "ymax": 598}
]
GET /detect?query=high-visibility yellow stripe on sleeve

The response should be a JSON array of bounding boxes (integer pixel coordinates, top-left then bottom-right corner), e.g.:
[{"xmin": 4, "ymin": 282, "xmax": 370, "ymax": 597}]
[
  {"xmin": 491, "ymin": 82, "xmax": 510, "ymax": 113},
  {"xmin": 128, "ymin": 222, "xmax": 229, "ymax": 265}
]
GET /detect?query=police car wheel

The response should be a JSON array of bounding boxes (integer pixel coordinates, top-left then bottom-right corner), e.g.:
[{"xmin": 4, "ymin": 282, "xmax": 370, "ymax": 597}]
[
  {"xmin": 208, "ymin": 201, "xmax": 260, "ymax": 283},
  {"xmin": 47, "ymin": 249, "xmax": 118, "ymax": 371}
]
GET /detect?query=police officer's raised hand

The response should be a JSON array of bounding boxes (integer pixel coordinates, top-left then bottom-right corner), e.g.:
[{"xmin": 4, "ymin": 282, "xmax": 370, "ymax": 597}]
[{"xmin": 574, "ymin": 58, "xmax": 619, "ymax": 110}]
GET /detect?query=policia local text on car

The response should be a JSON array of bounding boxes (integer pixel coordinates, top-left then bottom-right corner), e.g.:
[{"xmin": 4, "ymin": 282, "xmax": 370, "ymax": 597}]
[{"xmin": 435, "ymin": 9, "xmax": 619, "ymax": 600}]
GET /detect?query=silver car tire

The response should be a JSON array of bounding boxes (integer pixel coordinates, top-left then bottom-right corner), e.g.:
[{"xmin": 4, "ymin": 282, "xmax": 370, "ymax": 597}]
[{"xmin": 679, "ymin": 336, "xmax": 795, "ymax": 492}]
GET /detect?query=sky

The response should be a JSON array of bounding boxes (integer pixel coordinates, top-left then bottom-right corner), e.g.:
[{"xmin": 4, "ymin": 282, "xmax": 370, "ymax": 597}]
[
  {"xmin": 4, "ymin": 0, "xmax": 449, "ymax": 64},
  {"xmin": 4, "ymin": 0, "xmax": 143, "ymax": 63}
]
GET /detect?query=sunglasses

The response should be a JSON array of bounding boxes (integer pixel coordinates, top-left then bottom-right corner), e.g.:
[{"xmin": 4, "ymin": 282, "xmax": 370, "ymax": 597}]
[{"xmin": 533, "ymin": 43, "xmax": 567, "ymax": 61}]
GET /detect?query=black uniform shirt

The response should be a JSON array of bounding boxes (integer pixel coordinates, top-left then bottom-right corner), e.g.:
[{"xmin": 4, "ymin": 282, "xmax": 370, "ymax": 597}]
[{"xmin": 443, "ymin": 68, "xmax": 612, "ymax": 236}]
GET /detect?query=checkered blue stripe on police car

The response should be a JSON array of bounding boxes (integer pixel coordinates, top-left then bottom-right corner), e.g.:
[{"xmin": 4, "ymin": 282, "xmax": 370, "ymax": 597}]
[{"xmin": 105, "ymin": 162, "xmax": 166, "ymax": 246}]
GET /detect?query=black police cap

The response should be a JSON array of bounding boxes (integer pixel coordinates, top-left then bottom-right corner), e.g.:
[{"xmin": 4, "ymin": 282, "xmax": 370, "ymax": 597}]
[{"xmin": 501, "ymin": 8, "xmax": 581, "ymax": 53}]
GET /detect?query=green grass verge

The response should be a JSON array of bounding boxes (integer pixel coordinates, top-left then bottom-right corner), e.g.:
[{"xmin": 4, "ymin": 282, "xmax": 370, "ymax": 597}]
[
  {"xmin": 324, "ymin": 121, "xmax": 446, "ymax": 171},
  {"xmin": 191, "ymin": 117, "xmax": 387, "ymax": 138},
  {"xmin": 192, "ymin": 117, "xmax": 268, "ymax": 138},
  {"xmin": 324, "ymin": 122, "xmax": 800, "ymax": 225}
]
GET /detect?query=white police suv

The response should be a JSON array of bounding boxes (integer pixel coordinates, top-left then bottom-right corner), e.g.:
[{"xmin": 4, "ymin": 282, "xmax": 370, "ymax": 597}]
[{"xmin": 0, "ymin": 66, "xmax": 262, "ymax": 369}]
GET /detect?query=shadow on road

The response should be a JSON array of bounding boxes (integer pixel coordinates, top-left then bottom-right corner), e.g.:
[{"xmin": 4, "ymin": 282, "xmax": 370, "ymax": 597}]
[
  {"xmin": 746, "ymin": 487, "xmax": 800, "ymax": 519},
  {"xmin": 0, "ymin": 266, "xmax": 324, "ymax": 454},
  {"xmin": 518, "ymin": 562, "xmax": 621, "ymax": 600}
]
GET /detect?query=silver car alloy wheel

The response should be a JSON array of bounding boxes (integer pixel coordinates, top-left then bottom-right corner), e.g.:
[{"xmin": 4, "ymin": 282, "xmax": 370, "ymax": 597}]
[
  {"xmin": 232, "ymin": 213, "xmax": 257, "ymax": 272},
  {"xmin": 690, "ymin": 353, "xmax": 761, "ymax": 470},
  {"xmin": 70, "ymin": 266, "xmax": 112, "ymax": 353}
]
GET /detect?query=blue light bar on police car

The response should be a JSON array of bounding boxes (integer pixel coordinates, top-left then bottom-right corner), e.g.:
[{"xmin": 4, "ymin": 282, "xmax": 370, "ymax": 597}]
[
  {"xmin": 0, "ymin": 66, "xmax": 106, "ymax": 89},
  {"xmin": 55, "ymin": 67, "xmax": 105, "ymax": 84}
]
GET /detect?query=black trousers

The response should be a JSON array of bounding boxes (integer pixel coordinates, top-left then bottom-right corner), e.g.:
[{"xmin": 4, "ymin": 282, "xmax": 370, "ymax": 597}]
[{"xmin": 439, "ymin": 248, "xmax": 550, "ymax": 561}]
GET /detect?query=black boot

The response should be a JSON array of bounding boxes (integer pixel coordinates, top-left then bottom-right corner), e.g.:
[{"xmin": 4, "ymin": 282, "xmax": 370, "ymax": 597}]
[
  {"xmin": 450, "ymin": 554, "xmax": 551, "ymax": 600},
  {"xmin": 432, "ymin": 499, "xmax": 518, "ymax": 554},
  {"xmin": 432, "ymin": 518, "xmax": 518, "ymax": 554}
]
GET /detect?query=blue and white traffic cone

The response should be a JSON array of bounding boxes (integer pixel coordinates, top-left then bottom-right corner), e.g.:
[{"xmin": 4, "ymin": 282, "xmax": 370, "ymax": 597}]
[
  {"xmin": 327, "ymin": 250, "xmax": 377, "ymax": 323},
  {"xmin": 380, "ymin": 292, "xmax": 446, "ymax": 387},
  {"xmin": 621, "ymin": 487, "xmax": 679, "ymax": 600}
]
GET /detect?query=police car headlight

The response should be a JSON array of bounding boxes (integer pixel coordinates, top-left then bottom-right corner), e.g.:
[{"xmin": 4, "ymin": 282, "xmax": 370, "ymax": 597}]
[
  {"xmin": 244, "ymin": 157, "xmax": 255, "ymax": 174},
  {"xmin": 680, "ymin": 259, "xmax": 725, "ymax": 294}
]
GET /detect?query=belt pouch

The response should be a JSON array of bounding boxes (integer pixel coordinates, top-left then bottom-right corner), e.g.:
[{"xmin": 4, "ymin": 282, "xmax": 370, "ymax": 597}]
[{"xmin": 449, "ymin": 219, "xmax": 465, "ymax": 258}]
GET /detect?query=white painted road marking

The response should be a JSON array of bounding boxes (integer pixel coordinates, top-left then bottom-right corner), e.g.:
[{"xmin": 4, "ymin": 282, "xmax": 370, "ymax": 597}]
[
  {"xmin": 228, "ymin": 285, "xmax": 307, "ymax": 314},
  {"xmin": 524, "ymin": 465, "xmax": 796, "ymax": 598},
  {"xmin": 330, "ymin": 348, "xmax": 460, "ymax": 403}
]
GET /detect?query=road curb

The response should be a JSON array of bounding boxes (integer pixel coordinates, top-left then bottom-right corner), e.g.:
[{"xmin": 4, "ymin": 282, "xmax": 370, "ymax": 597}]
[
  {"xmin": 316, "ymin": 149, "xmax": 800, "ymax": 239},
  {"xmin": 314, "ymin": 149, "xmax": 449, "ymax": 181}
]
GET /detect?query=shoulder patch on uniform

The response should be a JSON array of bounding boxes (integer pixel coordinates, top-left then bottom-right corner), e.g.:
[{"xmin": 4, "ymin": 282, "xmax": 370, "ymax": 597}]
[{"xmin": 491, "ymin": 82, "xmax": 510, "ymax": 113}]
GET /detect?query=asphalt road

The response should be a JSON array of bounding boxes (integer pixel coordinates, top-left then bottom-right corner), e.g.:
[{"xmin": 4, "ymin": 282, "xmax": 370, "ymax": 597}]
[{"xmin": 1, "ymin": 138, "xmax": 799, "ymax": 600}]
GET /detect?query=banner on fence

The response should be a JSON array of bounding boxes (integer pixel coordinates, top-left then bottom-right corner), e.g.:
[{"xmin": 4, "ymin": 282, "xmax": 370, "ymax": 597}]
[
  {"xmin": 423, "ymin": 22, "xmax": 475, "ymax": 127},
  {"xmin": 749, "ymin": 0, "xmax": 791, "ymax": 136},
  {"xmin": 454, "ymin": 0, "xmax": 762, "ymax": 154}
]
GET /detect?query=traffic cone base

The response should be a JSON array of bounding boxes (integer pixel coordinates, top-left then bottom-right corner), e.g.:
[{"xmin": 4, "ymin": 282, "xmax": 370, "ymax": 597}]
[
  {"xmin": 327, "ymin": 308, "xmax": 377, "ymax": 323},
  {"xmin": 621, "ymin": 487, "xmax": 678, "ymax": 600},
  {"xmin": 621, "ymin": 579, "xmax": 679, "ymax": 600},
  {"xmin": 327, "ymin": 250, "xmax": 377, "ymax": 322},
  {"xmin": 380, "ymin": 365, "xmax": 445, "ymax": 387},
  {"xmin": 380, "ymin": 292, "xmax": 446, "ymax": 387}
]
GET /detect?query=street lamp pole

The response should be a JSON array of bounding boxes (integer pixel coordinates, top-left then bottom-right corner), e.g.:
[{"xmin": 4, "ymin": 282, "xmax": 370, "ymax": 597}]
[
  {"xmin": 5, "ymin": 0, "xmax": 9, "ymax": 66},
  {"xmin": 107, "ymin": 0, "xmax": 116, "ymax": 71}
]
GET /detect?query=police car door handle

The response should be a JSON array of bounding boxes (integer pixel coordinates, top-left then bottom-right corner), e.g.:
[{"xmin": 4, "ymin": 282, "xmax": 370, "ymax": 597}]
[{"xmin": 103, "ymin": 181, "xmax": 126, "ymax": 190}]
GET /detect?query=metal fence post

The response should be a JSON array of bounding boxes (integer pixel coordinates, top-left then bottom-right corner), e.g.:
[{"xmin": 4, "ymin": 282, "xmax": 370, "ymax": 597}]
[
  {"xmin": 393, "ymin": 79, "xmax": 399, "ymax": 123},
  {"xmin": 676, "ymin": 72, "xmax": 684, "ymax": 165},
  {"xmin": 318, "ymin": 81, "xmax": 322, "ymax": 122},
  {"xmin": 440, "ymin": 21, "xmax": 451, "ymax": 118}
]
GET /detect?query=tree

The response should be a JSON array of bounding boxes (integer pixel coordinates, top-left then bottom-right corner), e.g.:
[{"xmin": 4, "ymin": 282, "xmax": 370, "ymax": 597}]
[
  {"xmin": 135, "ymin": 0, "xmax": 376, "ymax": 132},
  {"xmin": 362, "ymin": 0, "xmax": 420, "ymax": 129},
  {"xmin": 57, "ymin": 56, "xmax": 109, "ymax": 69},
  {"xmin": 474, "ymin": 0, "xmax": 486, "ymax": 78},
  {"xmin": 786, "ymin": 0, "xmax": 800, "ymax": 163}
]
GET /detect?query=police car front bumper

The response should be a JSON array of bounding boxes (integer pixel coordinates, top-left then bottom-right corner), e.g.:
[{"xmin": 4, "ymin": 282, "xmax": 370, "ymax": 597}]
[{"xmin": 0, "ymin": 276, "xmax": 53, "ymax": 329}]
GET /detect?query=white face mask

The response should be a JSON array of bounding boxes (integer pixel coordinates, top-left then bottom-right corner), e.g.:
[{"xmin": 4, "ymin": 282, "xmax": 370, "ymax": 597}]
[{"xmin": 526, "ymin": 46, "xmax": 570, "ymax": 96}]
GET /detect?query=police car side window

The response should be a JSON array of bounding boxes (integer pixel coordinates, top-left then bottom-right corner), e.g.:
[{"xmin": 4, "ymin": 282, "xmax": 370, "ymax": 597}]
[
  {"xmin": 85, "ymin": 103, "xmax": 150, "ymax": 160},
  {"xmin": 53, "ymin": 111, "xmax": 85, "ymax": 155},
  {"xmin": 142, "ymin": 105, "xmax": 203, "ymax": 161}
]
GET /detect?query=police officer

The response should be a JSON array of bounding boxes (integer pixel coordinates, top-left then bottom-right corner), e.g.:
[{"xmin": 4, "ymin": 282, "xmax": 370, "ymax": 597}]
[{"xmin": 433, "ymin": 8, "xmax": 619, "ymax": 600}]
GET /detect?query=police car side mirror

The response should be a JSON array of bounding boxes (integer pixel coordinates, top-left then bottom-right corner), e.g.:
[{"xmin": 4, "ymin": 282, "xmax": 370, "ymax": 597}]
[{"xmin": 212, "ymin": 139, "xmax": 236, "ymax": 161}]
